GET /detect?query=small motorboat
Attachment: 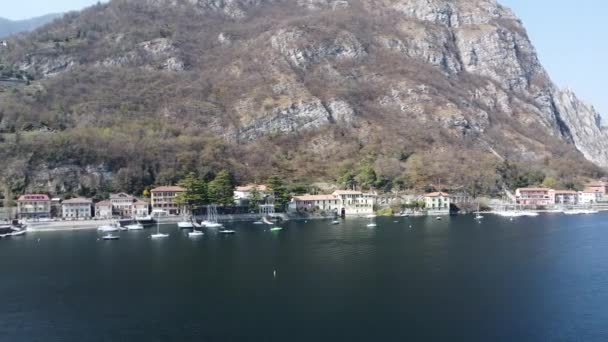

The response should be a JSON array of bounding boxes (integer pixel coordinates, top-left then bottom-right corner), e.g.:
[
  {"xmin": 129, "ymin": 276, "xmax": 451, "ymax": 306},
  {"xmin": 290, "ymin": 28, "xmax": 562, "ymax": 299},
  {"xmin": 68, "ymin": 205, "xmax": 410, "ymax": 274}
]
[
  {"xmin": 10, "ymin": 230, "xmax": 27, "ymax": 237},
  {"xmin": 219, "ymin": 229, "xmax": 236, "ymax": 235},
  {"xmin": 436, "ymin": 217, "xmax": 442, "ymax": 221},
  {"xmin": 367, "ymin": 223, "xmax": 377, "ymax": 228},
  {"xmin": 253, "ymin": 221, "xmax": 264, "ymax": 225},
  {"xmin": 126, "ymin": 223, "xmax": 144, "ymax": 230},
  {"xmin": 331, "ymin": 220, "xmax": 341, "ymax": 225},
  {"xmin": 188, "ymin": 230, "xmax": 204, "ymax": 237},
  {"xmin": 366, "ymin": 214, "xmax": 377, "ymax": 219},
  {"xmin": 102, "ymin": 234, "xmax": 120, "ymax": 240},
  {"xmin": 204, "ymin": 222, "xmax": 223, "ymax": 228},
  {"xmin": 177, "ymin": 221, "xmax": 194, "ymax": 229},
  {"xmin": 98, "ymin": 225, "xmax": 119, "ymax": 232},
  {"xmin": 269, "ymin": 227, "xmax": 283, "ymax": 232}
]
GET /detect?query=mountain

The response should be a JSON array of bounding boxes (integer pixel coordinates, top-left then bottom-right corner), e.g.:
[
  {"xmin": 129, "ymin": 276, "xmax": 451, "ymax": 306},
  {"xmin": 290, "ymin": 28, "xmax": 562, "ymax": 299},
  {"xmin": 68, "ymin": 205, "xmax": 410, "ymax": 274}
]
[
  {"xmin": 0, "ymin": 0, "xmax": 605, "ymax": 198},
  {"xmin": 0, "ymin": 13, "xmax": 63, "ymax": 38}
]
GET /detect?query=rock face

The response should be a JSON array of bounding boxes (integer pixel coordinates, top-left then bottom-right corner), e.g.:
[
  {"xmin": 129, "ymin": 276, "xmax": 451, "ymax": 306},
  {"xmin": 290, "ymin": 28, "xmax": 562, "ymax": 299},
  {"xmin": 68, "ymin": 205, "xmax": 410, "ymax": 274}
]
[{"xmin": 0, "ymin": 0, "xmax": 606, "ymax": 193}]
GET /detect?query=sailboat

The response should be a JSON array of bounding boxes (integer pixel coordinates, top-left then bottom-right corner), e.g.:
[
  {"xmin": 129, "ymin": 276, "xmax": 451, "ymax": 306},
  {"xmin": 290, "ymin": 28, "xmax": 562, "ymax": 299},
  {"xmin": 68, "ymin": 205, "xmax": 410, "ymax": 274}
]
[
  {"xmin": 188, "ymin": 227, "xmax": 204, "ymax": 237},
  {"xmin": 177, "ymin": 212, "xmax": 195, "ymax": 229},
  {"xmin": 203, "ymin": 205, "xmax": 223, "ymax": 228},
  {"xmin": 151, "ymin": 220, "xmax": 169, "ymax": 239},
  {"xmin": 475, "ymin": 203, "xmax": 484, "ymax": 220}
]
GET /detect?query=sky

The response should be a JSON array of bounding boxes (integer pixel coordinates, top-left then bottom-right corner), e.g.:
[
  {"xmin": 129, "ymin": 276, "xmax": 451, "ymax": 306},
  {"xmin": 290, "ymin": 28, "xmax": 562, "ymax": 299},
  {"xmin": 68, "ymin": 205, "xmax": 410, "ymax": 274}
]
[{"xmin": 1, "ymin": 0, "xmax": 607, "ymax": 117}]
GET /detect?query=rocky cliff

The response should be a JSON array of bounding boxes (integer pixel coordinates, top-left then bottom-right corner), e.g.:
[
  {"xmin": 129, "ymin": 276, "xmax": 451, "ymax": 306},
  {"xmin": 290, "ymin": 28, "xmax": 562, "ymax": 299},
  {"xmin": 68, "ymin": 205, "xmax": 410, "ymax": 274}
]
[{"xmin": 0, "ymin": 0, "xmax": 604, "ymax": 195}]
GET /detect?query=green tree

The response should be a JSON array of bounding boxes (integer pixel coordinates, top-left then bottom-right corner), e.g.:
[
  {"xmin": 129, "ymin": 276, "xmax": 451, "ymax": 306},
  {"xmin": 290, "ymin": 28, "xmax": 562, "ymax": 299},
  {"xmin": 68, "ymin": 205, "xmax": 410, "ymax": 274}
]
[
  {"xmin": 267, "ymin": 175, "xmax": 290, "ymax": 210},
  {"xmin": 355, "ymin": 164, "xmax": 377, "ymax": 190},
  {"xmin": 176, "ymin": 172, "xmax": 208, "ymax": 210},
  {"xmin": 208, "ymin": 170, "xmax": 235, "ymax": 206},
  {"xmin": 249, "ymin": 188, "xmax": 262, "ymax": 211},
  {"xmin": 542, "ymin": 176, "xmax": 558, "ymax": 189}
]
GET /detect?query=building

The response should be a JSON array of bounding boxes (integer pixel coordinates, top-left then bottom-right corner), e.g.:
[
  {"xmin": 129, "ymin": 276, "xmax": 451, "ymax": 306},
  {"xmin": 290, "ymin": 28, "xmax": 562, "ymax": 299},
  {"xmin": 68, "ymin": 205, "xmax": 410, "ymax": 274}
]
[
  {"xmin": 95, "ymin": 200, "xmax": 114, "ymax": 219},
  {"xmin": 332, "ymin": 190, "xmax": 376, "ymax": 215},
  {"xmin": 133, "ymin": 200, "xmax": 150, "ymax": 217},
  {"xmin": 579, "ymin": 191, "xmax": 603, "ymax": 204},
  {"xmin": 234, "ymin": 184, "xmax": 269, "ymax": 206},
  {"xmin": 292, "ymin": 195, "xmax": 341, "ymax": 212},
  {"xmin": 151, "ymin": 186, "xmax": 186, "ymax": 215},
  {"xmin": 109, "ymin": 193, "xmax": 137, "ymax": 217},
  {"xmin": 450, "ymin": 191, "xmax": 473, "ymax": 205},
  {"xmin": 584, "ymin": 182, "xmax": 607, "ymax": 199},
  {"xmin": 424, "ymin": 192, "xmax": 451, "ymax": 215},
  {"xmin": 17, "ymin": 194, "xmax": 51, "ymax": 219},
  {"xmin": 290, "ymin": 191, "xmax": 376, "ymax": 216},
  {"xmin": 515, "ymin": 188, "xmax": 553, "ymax": 206},
  {"xmin": 62, "ymin": 198, "xmax": 93, "ymax": 219},
  {"xmin": 550, "ymin": 190, "xmax": 578, "ymax": 205}
]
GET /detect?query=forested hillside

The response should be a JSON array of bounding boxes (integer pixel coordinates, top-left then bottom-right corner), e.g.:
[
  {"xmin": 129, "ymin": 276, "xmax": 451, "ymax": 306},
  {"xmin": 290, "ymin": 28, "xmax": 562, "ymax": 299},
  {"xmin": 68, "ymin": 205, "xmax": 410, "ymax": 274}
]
[{"xmin": 0, "ymin": 0, "xmax": 604, "ymax": 202}]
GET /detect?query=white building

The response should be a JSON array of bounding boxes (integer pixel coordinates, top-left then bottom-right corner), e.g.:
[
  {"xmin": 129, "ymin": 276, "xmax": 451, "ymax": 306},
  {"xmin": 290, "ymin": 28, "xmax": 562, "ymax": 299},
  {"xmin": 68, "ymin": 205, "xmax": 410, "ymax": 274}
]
[
  {"xmin": 424, "ymin": 192, "xmax": 451, "ymax": 215},
  {"xmin": 95, "ymin": 200, "xmax": 114, "ymax": 219},
  {"xmin": 579, "ymin": 191, "xmax": 603, "ymax": 204},
  {"xmin": 332, "ymin": 190, "xmax": 376, "ymax": 215},
  {"xmin": 62, "ymin": 198, "xmax": 93, "ymax": 219},
  {"xmin": 291, "ymin": 191, "xmax": 376, "ymax": 216},
  {"xmin": 234, "ymin": 184, "xmax": 269, "ymax": 206},
  {"xmin": 110, "ymin": 193, "xmax": 138, "ymax": 217},
  {"xmin": 550, "ymin": 190, "xmax": 578, "ymax": 205}
]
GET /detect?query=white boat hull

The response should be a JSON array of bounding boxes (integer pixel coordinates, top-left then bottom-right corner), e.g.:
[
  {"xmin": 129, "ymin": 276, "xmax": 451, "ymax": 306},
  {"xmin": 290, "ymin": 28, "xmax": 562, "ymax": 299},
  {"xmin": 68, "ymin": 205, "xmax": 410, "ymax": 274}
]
[{"xmin": 151, "ymin": 233, "xmax": 169, "ymax": 239}]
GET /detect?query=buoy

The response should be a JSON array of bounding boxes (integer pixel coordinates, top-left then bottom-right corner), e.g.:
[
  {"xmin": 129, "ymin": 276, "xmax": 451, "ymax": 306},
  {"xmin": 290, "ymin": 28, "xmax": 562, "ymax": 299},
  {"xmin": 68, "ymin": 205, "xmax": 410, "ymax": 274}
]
[{"xmin": 273, "ymin": 270, "xmax": 277, "ymax": 279}]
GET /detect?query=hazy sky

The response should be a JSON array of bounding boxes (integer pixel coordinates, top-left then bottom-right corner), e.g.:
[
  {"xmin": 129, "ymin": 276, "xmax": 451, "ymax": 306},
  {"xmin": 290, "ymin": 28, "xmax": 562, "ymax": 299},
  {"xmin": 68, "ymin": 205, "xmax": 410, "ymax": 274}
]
[{"xmin": 2, "ymin": 0, "xmax": 607, "ymax": 117}]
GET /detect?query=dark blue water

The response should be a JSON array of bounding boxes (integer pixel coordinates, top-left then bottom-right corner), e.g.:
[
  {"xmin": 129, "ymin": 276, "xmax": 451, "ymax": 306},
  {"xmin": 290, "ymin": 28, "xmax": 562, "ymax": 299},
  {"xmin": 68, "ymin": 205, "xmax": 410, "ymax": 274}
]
[{"xmin": 1, "ymin": 214, "xmax": 608, "ymax": 341}]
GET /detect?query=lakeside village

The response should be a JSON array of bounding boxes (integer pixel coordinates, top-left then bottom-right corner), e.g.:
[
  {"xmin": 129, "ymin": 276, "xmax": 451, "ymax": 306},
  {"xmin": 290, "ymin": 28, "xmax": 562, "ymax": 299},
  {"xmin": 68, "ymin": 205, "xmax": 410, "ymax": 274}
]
[{"xmin": 3, "ymin": 178, "xmax": 608, "ymax": 237}]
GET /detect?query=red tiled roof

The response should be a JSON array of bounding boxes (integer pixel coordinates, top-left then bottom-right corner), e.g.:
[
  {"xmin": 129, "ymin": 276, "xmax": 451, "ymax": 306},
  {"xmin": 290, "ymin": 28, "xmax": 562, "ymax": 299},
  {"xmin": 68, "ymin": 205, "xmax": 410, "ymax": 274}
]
[
  {"xmin": 62, "ymin": 197, "xmax": 93, "ymax": 204},
  {"xmin": 516, "ymin": 188, "xmax": 550, "ymax": 192},
  {"xmin": 333, "ymin": 190, "xmax": 363, "ymax": 195},
  {"xmin": 17, "ymin": 194, "xmax": 50, "ymax": 201},
  {"xmin": 294, "ymin": 195, "xmax": 338, "ymax": 201},
  {"xmin": 236, "ymin": 184, "xmax": 268, "ymax": 192},
  {"xmin": 95, "ymin": 200, "xmax": 112, "ymax": 206},
  {"xmin": 151, "ymin": 186, "xmax": 185, "ymax": 192},
  {"xmin": 425, "ymin": 192, "xmax": 450, "ymax": 197}
]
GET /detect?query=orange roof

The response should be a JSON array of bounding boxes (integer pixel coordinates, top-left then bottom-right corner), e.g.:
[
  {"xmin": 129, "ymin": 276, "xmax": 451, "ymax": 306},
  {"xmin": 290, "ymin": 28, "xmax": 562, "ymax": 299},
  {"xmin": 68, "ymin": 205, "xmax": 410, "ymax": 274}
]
[
  {"xmin": 333, "ymin": 190, "xmax": 363, "ymax": 195},
  {"xmin": 517, "ymin": 188, "xmax": 550, "ymax": 192},
  {"xmin": 425, "ymin": 192, "xmax": 450, "ymax": 197},
  {"xmin": 17, "ymin": 194, "xmax": 50, "ymax": 201},
  {"xmin": 236, "ymin": 184, "xmax": 268, "ymax": 192},
  {"xmin": 151, "ymin": 186, "xmax": 185, "ymax": 192},
  {"xmin": 294, "ymin": 195, "xmax": 338, "ymax": 201},
  {"xmin": 95, "ymin": 200, "xmax": 112, "ymax": 206},
  {"xmin": 62, "ymin": 197, "xmax": 93, "ymax": 204}
]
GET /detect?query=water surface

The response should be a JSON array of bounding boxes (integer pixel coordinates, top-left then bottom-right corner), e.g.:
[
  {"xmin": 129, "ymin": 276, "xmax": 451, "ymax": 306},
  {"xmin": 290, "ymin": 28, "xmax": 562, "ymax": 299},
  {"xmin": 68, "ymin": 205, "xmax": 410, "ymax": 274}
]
[{"xmin": 1, "ymin": 214, "xmax": 608, "ymax": 341}]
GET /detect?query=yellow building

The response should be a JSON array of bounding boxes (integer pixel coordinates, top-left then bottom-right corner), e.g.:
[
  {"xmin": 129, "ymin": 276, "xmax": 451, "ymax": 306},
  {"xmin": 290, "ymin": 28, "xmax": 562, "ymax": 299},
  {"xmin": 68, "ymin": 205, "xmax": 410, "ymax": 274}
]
[{"xmin": 150, "ymin": 186, "xmax": 186, "ymax": 215}]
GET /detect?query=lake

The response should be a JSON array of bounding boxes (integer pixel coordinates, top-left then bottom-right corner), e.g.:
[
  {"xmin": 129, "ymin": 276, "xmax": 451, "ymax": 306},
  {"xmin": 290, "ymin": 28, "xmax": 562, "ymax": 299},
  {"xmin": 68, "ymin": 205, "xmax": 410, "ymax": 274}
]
[{"xmin": 1, "ymin": 214, "xmax": 608, "ymax": 341}]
